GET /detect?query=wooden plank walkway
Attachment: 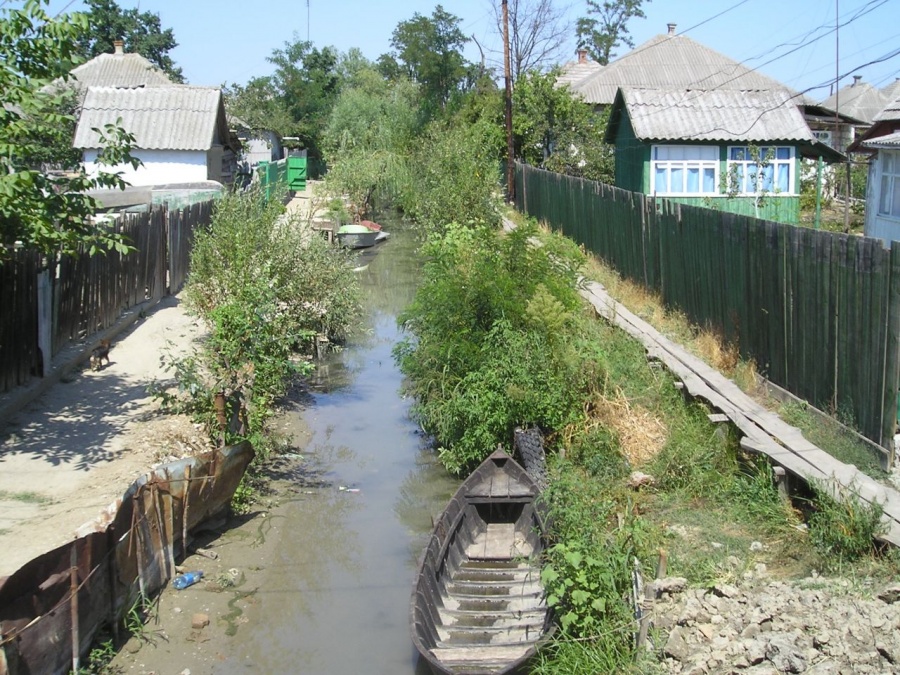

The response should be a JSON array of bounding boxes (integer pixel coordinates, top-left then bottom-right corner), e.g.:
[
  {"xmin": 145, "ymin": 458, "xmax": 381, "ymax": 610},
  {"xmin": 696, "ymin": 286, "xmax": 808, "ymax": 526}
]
[{"xmin": 580, "ymin": 280, "xmax": 900, "ymax": 547}]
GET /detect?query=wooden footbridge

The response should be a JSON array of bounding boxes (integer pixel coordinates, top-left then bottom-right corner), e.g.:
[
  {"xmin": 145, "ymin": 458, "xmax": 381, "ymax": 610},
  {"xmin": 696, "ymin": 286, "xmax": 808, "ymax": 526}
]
[{"xmin": 580, "ymin": 280, "xmax": 900, "ymax": 547}]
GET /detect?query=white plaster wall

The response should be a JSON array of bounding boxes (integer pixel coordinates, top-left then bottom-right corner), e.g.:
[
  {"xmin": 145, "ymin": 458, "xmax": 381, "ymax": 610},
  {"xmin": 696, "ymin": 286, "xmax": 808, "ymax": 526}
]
[{"xmin": 83, "ymin": 149, "xmax": 209, "ymax": 186}]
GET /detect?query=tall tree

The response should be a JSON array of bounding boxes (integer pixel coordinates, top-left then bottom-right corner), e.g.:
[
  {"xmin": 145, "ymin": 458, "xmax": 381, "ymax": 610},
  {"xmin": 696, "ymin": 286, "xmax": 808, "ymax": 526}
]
[
  {"xmin": 492, "ymin": 0, "xmax": 571, "ymax": 82},
  {"xmin": 576, "ymin": 0, "xmax": 649, "ymax": 65},
  {"xmin": 1, "ymin": 0, "xmax": 139, "ymax": 259},
  {"xmin": 76, "ymin": 0, "xmax": 183, "ymax": 82},
  {"xmin": 266, "ymin": 37, "xmax": 340, "ymax": 158},
  {"xmin": 386, "ymin": 5, "xmax": 470, "ymax": 112}
]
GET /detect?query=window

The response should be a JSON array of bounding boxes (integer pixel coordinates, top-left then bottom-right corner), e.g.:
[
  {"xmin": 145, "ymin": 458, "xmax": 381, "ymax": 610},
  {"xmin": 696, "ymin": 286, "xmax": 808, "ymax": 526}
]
[
  {"xmin": 651, "ymin": 145, "xmax": 718, "ymax": 196},
  {"xmin": 727, "ymin": 146, "xmax": 794, "ymax": 195},
  {"xmin": 812, "ymin": 130, "xmax": 833, "ymax": 147},
  {"xmin": 878, "ymin": 151, "xmax": 900, "ymax": 219}
]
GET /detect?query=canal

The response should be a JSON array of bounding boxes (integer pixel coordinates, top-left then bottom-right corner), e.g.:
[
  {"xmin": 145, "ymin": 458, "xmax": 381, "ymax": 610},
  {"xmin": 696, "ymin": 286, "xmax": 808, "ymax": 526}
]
[{"xmin": 216, "ymin": 222, "xmax": 459, "ymax": 673}]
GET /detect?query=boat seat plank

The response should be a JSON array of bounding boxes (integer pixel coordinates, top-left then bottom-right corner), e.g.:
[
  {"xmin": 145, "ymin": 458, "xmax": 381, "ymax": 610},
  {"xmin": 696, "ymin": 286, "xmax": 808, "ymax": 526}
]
[
  {"xmin": 466, "ymin": 523, "xmax": 534, "ymax": 559},
  {"xmin": 430, "ymin": 644, "xmax": 533, "ymax": 665}
]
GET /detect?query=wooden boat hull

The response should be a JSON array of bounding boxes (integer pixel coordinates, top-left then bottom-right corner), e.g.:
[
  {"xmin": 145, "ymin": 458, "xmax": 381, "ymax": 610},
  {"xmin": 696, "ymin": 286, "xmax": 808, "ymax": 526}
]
[{"xmin": 410, "ymin": 449, "xmax": 554, "ymax": 675}]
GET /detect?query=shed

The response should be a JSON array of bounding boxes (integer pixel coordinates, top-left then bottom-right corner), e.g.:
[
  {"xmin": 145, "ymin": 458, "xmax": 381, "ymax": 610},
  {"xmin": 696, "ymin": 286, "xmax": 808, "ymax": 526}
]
[{"xmin": 74, "ymin": 85, "xmax": 240, "ymax": 186}]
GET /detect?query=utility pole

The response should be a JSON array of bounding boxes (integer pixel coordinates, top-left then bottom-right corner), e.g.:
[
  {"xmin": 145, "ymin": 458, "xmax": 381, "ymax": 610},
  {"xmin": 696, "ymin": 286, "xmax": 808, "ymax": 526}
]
[{"xmin": 503, "ymin": 0, "xmax": 515, "ymax": 203}]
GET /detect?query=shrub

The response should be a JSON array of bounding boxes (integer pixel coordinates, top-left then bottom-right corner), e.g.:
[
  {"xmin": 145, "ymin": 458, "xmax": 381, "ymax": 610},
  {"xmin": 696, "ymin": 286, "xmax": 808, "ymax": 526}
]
[
  {"xmin": 158, "ymin": 187, "xmax": 363, "ymax": 448},
  {"xmin": 808, "ymin": 482, "xmax": 886, "ymax": 565}
]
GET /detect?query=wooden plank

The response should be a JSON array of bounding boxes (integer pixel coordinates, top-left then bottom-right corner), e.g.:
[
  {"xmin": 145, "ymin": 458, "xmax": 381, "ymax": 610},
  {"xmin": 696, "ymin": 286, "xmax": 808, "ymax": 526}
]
[
  {"xmin": 581, "ymin": 279, "xmax": 900, "ymax": 547},
  {"xmin": 430, "ymin": 644, "xmax": 532, "ymax": 664}
]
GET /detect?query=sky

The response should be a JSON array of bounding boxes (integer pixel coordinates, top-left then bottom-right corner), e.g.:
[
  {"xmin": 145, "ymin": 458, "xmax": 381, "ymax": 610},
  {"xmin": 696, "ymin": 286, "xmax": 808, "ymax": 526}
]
[{"xmin": 40, "ymin": 0, "xmax": 900, "ymax": 100}]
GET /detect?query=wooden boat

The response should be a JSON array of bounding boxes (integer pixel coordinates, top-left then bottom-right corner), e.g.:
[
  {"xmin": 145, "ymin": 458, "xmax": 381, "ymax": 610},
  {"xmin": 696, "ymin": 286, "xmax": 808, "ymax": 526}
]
[{"xmin": 410, "ymin": 449, "xmax": 555, "ymax": 674}]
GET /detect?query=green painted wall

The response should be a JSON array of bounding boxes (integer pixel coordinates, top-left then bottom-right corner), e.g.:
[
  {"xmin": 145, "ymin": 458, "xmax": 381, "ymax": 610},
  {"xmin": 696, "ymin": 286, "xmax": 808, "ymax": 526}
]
[
  {"xmin": 612, "ymin": 139, "xmax": 803, "ymax": 225},
  {"xmin": 613, "ymin": 113, "xmax": 648, "ymax": 193}
]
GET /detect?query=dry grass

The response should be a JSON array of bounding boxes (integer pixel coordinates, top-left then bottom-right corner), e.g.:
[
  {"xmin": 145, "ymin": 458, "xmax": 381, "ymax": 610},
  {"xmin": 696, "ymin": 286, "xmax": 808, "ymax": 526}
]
[
  {"xmin": 579, "ymin": 247, "xmax": 763, "ymax": 384},
  {"xmin": 586, "ymin": 388, "xmax": 668, "ymax": 467}
]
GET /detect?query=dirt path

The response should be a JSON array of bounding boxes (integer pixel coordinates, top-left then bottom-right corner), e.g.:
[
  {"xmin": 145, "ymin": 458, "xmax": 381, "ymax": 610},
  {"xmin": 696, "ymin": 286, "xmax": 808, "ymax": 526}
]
[{"xmin": 0, "ymin": 295, "xmax": 210, "ymax": 579}]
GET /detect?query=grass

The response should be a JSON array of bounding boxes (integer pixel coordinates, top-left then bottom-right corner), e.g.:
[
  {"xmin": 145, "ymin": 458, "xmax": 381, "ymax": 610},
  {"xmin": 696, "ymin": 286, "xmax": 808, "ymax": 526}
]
[
  {"xmin": 0, "ymin": 489, "xmax": 52, "ymax": 504},
  {"xmin": 569, "ymin": 229, "xmax": 890, "ymax": 483},
  {"xmin": 777, "ymin": 401, "xmax": 888, "ymax": 480}
]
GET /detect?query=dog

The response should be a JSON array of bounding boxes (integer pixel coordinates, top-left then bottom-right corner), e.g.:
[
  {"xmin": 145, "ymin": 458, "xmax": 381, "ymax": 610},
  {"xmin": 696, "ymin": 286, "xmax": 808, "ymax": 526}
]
[{"xmin": 90, "ymin": 339, "xmax": 112, "ymax": 371}]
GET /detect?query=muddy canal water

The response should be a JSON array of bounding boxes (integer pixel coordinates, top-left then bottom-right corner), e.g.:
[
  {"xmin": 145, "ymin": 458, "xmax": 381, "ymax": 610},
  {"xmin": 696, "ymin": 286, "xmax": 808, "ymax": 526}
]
[{"xmin": 218, "ymin": 224, "xmax": 458, "ymax": 673}]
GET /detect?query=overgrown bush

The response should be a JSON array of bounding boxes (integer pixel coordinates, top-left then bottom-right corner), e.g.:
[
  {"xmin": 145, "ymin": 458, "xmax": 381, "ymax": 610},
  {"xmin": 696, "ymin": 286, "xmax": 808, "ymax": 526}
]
[
  {"xmin": 395, "ymin": 220, "xmax": 589, "ymax": 473},
  {"xmin": 402, "ymin": 119, "xmax": 503, "ymax": 231},
  {"xmin": 157, "ymin": 187, "xmax": 363, "ymax": 449}
]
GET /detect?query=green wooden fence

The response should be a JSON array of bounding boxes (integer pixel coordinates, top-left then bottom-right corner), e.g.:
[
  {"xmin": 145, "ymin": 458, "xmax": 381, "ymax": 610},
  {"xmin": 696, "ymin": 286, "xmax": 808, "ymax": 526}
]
[
  {"xmin": 257, "ymin": 154, "xmax": 307, "ymax": 201},
  {"xmin": 515, "ymin": 162, "xmax": 900, "ymax": 452}
]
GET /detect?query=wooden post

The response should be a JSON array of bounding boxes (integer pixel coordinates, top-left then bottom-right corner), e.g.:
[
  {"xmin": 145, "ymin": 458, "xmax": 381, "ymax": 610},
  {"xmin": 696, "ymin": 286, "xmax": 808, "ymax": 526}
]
[
  {"xmin": 636, "ymin": 549, "xmax": 667, "ymax": 654},
  {"xmin": 502, "ymin": 0, "xmax": 515, "ymax": 204},
  {"xmin": 881, "ymin": 241, "xmax": 900, "ymax": 467},
  {"xmin": 69, "ymin": 546, "xmax": 80, "ymax": 673},
  {"xmin": 37, "ymin": 269, "xmax": 52, "ymax": 376},
  {"xmin": 182, "ymin": 465, "xmax": 192, "ymax": 559},
  {"xmin": 815, "ymin": 156, "xmax": 823, "ymax": 230}
]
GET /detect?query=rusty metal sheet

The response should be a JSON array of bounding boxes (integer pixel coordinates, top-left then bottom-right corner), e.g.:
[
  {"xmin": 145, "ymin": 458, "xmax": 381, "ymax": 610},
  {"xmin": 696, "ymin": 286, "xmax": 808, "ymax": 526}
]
[{"xmin": 0, "ymin": 442, "xmax": 254, "ymax": 675}]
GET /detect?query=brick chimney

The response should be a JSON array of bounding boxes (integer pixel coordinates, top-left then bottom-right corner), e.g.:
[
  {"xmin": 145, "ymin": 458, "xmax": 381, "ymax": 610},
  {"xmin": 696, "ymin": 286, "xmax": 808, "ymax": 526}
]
[
  {"xmin": 113, "ymin": 40, "xmax": 124, "ymax": 55},
  {"xmin": 667, "ymin": 23, "xmax": 677, "ymax": 35},
  {"xmin": 577, "ymin": 49, "xmax": 588, "ymax": 64},
  {"xmin": 852, "ymin": 75, "xmax": 862, "ymax": 86}
]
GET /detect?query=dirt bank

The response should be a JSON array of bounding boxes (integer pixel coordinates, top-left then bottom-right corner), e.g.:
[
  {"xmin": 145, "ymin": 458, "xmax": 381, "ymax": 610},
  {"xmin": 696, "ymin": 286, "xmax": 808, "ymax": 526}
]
[{"xmin": 0, "ymin": 295, "xmax": 209, "ymax": 579}]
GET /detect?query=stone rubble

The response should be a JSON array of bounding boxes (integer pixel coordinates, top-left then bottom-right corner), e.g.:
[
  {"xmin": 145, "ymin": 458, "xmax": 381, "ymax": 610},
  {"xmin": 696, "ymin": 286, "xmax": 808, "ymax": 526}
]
[{"xmin": 649, "ymin": 571, "xmax": 900, "ymax": 674}]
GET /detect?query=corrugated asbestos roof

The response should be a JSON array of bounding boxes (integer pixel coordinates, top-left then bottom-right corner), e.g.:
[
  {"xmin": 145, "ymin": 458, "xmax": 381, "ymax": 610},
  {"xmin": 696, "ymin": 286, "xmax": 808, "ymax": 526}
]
[
  {"xmin": 874, "ymin": 93, "xmax": 900, "ymax": 123},
  {"xmin": 66, "ymin": 52, "xmax": 172, "ymax": 89},
  {"xmin": 620, "ymin": 87, "xmax": 815, "ymax": 142},
  {"xmin": 556, "ymin": 59, "xmax": 603, "ymax": 89},
  {"xmin": 572, "ymin": 33, "xmax": 801, "ymax": 106},
  {"xmin": 74, "ymin": 86, "xmax": 222, "ymax": 150},
  {"xmin": 862, "ymin": 130, "xmax": 900, "ymax": 148},
  {"xmin": 820, "ymin": 80, "xmax": 888, "ymax": 125},
  {"xmin": 881, "ymin": 80, "xmax": 900, "ymax": 106}
]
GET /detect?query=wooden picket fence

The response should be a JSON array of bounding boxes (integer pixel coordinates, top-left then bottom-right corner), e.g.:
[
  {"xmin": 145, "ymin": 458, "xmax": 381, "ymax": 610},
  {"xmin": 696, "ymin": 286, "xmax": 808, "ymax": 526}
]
[
  {"xmin": 0, "ymin": 202, "xmax": 213, "ymax": 395},
  {"xmin": 515, "ymin": 162, "xmax": 900, "ymax": 452}
]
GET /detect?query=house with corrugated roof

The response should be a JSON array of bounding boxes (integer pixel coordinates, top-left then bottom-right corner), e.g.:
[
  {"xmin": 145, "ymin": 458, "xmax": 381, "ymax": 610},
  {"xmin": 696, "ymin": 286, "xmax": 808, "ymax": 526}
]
[
  {"xmin": 848, "ymin": 94, "xmax": 900, "ymax": 243},
  {"xmin": 603, "ymin": 87, "xmax": 841, "ymax": 223},
  {"xmin": 556, "ymin": 49, "xmax": 603, "ymax": 90},
  {"xmin": 815, "ymin": 76, "xmax": 890, "ymax": 152},
  {"xmin": 74, "ymin": 85, "xmax": 240, "ymax": 186},
  {"xmin": 48, "ymin": 40, "xmax": 173, "ymax": 100},
  {"xmin": 578, "ymin": 23, "xmax": 840, "ymax": 224}
]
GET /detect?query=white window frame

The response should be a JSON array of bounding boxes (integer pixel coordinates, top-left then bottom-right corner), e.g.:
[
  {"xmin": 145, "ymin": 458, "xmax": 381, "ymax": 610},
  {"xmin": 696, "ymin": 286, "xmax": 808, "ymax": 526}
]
[
  {"xmin": 726, "ymin": 146, "xmax": 795, "ymax": 196},
  {"xmin": 650, "ymin": 145, "xmax": 719, "ymax": 197},
  {"xmin": 878, "ymin": 150, "xmax": 900, "ymax": 219}
]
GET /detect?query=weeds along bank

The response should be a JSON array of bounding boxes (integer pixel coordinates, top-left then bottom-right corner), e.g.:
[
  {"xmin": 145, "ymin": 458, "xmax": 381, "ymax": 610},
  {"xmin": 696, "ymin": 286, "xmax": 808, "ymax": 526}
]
[
  {"xmin": 153, "ymin": 186, "xmax": 365, "ymax": 498},
  {"xmin": 394, "ymin": 211, "xmax": 897, "ymax": 673}
]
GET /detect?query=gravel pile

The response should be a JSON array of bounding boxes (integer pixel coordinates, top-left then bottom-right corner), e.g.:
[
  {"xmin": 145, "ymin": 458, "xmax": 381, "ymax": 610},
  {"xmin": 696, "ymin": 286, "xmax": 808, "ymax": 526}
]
[{"xmin": 650, "ymin": 567, "xmax": 900, "ymax": 674}]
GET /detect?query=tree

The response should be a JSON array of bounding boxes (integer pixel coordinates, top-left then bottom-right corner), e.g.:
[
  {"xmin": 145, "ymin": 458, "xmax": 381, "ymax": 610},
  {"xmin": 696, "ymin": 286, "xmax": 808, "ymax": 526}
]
[
  {"xmin": 576, "ymin": 0, "xmax": 649, "ymax": 66},
  {"xmin": 491, "ymin": 0, "xmax": 571, "ymax": 82},
  {"xmin": 513, "ymin": 70, "xmax": 614, "ymax": 183},
  {"xmin": 224, "ymin": 76, "xmax": 294, "ymax": 137},
  {"xmin": 386, "ymin": 5, "xmax": 470, "ymax": 113},
  {"xmin": 76, "ymin": 0, "xmax": 183, "ymax": 82},
  {"xmin": 266, "ymin": 37, "xmax": 340, "ymax": 158},
  {"xmin": 1, "ymin": 0, "xmax": 140, "ymax": 260}
]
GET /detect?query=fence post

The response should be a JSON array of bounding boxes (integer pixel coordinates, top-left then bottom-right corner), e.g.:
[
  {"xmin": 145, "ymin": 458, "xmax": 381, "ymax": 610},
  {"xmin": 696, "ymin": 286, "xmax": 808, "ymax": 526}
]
[
  {"xmin": 37, "ymin": 269, "xmax": 52, "ymax": 376},
  {"xmin": 882, "ymin": 241, "xmax": 900, "ymax": 467}
]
